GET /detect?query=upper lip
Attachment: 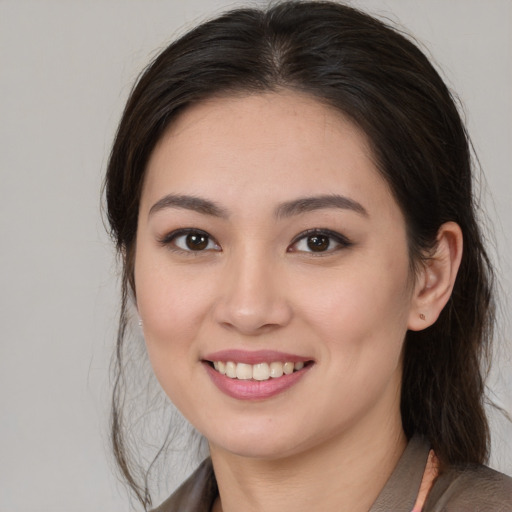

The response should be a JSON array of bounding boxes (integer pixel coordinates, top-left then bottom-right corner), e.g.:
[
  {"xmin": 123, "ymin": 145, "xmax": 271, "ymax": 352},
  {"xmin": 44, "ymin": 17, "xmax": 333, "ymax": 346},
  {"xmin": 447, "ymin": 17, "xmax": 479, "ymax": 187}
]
[{"xmin": 203, "ymin": 349, "xmax": 312, "ymax": 365}]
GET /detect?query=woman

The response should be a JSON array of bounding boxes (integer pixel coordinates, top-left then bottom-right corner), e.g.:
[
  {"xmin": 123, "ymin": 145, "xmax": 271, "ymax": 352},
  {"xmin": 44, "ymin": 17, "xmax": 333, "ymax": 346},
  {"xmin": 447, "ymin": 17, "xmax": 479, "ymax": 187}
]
[{"xmin": 105, "ymin": 1, "xmax": 512, "ymax": 510}]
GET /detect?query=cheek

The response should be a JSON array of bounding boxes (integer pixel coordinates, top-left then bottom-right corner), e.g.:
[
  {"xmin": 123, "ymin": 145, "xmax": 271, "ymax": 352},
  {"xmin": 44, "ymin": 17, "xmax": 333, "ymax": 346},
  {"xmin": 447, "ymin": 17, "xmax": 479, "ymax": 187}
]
[
  {"xmin": 135, "ymin": 238, "xmax": 211, "ymax": 324},
  {"xmin": 295, "ymin": 253, "xmax": 413, "ymax": 366},
  {"xmin": 296, "ymin": 266, "xmax": 411, "ymax": 424},
  {"xmin": 134, "ymin": 266, "xmax": 216, "ymax": 416},
  {"xmin": 133, "ymin": 251, "xmax": 217, "ymax": 383}
]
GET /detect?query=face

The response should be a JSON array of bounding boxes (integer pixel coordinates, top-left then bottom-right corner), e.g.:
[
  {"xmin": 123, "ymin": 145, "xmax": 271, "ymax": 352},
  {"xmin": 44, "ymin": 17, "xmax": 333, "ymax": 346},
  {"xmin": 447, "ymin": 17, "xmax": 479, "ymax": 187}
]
[{"xmin": 135, "ymin": 92, "xmax": 417, "ymax": 460}]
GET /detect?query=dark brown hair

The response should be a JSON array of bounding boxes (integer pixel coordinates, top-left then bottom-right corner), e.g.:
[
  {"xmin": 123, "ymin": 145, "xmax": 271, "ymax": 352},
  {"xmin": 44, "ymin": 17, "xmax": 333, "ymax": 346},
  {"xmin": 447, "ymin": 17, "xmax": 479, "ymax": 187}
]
[{"xmin": 105, "ymin": 1, "xmax": 494, "ymax": 508}]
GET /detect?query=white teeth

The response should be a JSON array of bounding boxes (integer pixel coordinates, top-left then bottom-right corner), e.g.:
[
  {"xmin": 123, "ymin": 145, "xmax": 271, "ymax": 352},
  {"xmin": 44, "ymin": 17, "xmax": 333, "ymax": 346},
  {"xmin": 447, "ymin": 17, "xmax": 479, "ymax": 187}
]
[
  {"xmin": 253, "ymin": 362, "xmax": 270, "ymax": 381},
  {"xmin": 212, "ymin": 360, "xmax": 306, "ymax": 380},
  {"xmin": 283, "ymin": 362, "xmax": 294, "ymax": 375},
  {"xmin": 235, "ymin": 363, "xmax": 252, "ymax": 380},
  {"xmin": 269, "ymin": 361, "xmax": 284, "ymax": 378},
  {"xmin": 225, "ymin": 361, "xmax": 237, "ymax": 378}
]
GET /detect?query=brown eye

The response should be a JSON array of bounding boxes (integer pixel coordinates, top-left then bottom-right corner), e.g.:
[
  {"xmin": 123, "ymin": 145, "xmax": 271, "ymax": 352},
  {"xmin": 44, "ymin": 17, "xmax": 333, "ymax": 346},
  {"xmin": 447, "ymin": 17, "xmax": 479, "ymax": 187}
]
[
  {"xmin": 288, "ymin": 229, "xmax": 352, "ymax": 255},
  {"xmin": 307, "ymin": 234, "xmax": 330, "ymax": 252},
  {"xmin": 186, "ymin": 232, "xmax": 209, "ymax": 250},
  {"xmin": 161, "ymin": 229, "xmax": 220, "ymax": 253}
]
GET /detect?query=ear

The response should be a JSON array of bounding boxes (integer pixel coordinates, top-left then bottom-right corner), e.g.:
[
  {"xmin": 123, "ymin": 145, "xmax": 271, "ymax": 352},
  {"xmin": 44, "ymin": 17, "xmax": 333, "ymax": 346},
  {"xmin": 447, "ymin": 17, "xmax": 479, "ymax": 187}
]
[{"xmin": 408, "ymin": 221, "xmax": 463, "ymax": 331}]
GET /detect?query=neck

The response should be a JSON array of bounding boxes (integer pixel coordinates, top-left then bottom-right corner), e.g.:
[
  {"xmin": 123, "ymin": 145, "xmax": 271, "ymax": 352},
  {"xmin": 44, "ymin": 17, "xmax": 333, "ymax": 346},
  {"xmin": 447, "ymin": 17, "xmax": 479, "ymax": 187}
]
[{"xmin": 210, "ymin": 412, "xmax": 406, "ymax": 512}]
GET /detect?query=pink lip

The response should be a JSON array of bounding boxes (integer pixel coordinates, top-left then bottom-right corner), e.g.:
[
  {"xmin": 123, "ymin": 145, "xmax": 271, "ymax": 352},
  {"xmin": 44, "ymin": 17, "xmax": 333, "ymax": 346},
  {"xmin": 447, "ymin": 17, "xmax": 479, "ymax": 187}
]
[
  {"xmin": 203, "ymin": 349, "xmax": 311, "ymax": 365},
  {"xmin": 203, "ymin": 362, "xmax": 312, "ymax": 401}
]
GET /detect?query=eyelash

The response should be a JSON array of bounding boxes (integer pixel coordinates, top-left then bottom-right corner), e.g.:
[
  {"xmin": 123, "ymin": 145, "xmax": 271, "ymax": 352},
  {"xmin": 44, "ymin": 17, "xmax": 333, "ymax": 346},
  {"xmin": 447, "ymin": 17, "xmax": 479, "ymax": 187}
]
[
  {"xmin": 158, "ymin": 228, "xmax": 221, "ymax": 253},
  {"xmin": 158, "ymin": 228, "xmax": 352, "ymax": 255},
  {"xmin": 288, "ymin": 228, "xmax": 352, "ymax": 255}
]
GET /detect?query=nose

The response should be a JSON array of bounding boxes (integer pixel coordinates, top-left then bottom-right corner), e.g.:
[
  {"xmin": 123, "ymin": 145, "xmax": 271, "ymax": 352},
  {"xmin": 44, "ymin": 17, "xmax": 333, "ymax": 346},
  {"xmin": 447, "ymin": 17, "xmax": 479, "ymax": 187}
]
[{"xmin": 213, "ymin": 249, "xmax": 293, "ymax": 335}]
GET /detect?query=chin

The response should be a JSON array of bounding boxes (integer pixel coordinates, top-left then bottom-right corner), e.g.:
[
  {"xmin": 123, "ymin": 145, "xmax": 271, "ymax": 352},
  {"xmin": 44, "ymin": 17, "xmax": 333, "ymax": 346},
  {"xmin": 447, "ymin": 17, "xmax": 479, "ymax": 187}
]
[
  {"xmin": 205, "ymin": 418, "xmax": 323, "ymax": 462},
  {"xmin": 213, "ymin": 439, "xmax": 302, "ymax": 461}
]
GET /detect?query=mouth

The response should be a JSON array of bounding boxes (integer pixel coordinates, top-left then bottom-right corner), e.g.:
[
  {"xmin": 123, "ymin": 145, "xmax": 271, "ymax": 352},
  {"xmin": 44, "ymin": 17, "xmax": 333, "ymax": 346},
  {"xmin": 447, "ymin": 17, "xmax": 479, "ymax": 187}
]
[
  {"xmin": 201, "ymin": 350, "xmax": 314, "ymax": 400},
  {"xmin": 206, "ymin": 360, "xmax": 311, "ymax": 381}
]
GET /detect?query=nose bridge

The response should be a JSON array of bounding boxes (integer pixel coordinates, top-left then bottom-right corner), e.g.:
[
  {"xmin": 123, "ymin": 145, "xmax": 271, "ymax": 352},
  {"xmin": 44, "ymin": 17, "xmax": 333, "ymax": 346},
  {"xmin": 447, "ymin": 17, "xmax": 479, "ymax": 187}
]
[{"xmin": 215, "ymin": 242, "xmax": 291, "ymax": 334}]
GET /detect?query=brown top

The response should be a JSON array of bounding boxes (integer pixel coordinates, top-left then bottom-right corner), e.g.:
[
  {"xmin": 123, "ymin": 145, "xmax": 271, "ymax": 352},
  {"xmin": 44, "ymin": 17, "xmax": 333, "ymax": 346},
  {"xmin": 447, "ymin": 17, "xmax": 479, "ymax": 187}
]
[{"xmin": 152, "ymin": 435, "xmax": 512, "ymax": 512}]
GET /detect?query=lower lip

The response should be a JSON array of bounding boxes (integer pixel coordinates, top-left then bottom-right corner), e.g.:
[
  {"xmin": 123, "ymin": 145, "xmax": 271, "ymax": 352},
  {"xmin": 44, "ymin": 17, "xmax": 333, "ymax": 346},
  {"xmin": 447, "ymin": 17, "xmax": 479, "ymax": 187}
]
[{"xmin": 203, "ymin": 362, "xmax": 312, "ymax": 401}]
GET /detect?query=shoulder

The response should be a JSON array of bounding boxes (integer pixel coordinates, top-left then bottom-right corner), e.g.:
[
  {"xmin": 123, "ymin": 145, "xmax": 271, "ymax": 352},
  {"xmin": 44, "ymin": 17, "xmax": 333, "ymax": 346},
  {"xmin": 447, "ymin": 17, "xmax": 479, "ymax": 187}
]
[
  {"xmin": 150, "ymin": 458, "xmax": 217, "ymax": 512},
  {"xmin": 424, "ymin": 463, "xmax": 512, "ymax": 511}
]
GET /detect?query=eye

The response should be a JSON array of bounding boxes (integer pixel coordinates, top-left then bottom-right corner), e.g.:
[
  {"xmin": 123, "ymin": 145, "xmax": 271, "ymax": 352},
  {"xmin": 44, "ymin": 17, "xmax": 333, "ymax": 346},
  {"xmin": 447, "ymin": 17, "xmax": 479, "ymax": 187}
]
[
  {"xmin": 288, "ymin": 229, "xmax": 351, "ymax": 254},
  {"xmin": 159, "ymin": 229, "xmax": 221, "ymax": 253}
]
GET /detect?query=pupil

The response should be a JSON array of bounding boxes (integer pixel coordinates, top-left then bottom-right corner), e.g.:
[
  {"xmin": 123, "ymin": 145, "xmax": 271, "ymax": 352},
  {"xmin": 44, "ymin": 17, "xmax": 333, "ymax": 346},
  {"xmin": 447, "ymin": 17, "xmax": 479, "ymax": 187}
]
[
  {"xmin": 186, "ymin": 232, "xmax": 208, "ymax": 250},
  {"xmin": 307, "ymin": 235, "xmax": 329, "ymax": 252}
]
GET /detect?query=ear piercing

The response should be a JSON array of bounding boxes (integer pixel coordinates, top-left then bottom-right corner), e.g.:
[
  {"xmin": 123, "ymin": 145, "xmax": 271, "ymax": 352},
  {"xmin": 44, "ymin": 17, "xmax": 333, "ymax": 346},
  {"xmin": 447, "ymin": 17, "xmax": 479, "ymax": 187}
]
[{"xmin": 419, "ymin": 313, "xmax": 426, "ymax": 320}]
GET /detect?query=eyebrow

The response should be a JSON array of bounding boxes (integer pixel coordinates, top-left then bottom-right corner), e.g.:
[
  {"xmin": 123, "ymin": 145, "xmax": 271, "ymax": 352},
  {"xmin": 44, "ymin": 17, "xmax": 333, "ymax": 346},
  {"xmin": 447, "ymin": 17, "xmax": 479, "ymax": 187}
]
[
  {"xmin": 275, "ymin": 194, "xmax": 368, "ymax": 218},
  {"xmin": 148, "ymin": 193, "xmax": 368, "ymax": 219},
  {"xmin": 149, "ymin": 194, "xmax": 229, "ymax": 218}
]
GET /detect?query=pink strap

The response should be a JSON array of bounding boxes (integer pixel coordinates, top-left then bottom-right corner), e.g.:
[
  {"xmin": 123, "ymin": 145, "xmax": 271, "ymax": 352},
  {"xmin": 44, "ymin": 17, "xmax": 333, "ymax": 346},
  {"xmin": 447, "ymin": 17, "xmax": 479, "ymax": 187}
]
[{"xmin": 411, "ymin": 450, "xmax": 439, "ymax": 511}]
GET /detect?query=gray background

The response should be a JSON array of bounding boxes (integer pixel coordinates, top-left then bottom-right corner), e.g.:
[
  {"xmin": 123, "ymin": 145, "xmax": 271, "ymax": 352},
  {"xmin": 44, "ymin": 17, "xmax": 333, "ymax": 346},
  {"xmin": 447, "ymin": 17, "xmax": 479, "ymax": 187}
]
[{"xmin": 1, "ymin": 0, "xmax": 511, "ymax": 510}]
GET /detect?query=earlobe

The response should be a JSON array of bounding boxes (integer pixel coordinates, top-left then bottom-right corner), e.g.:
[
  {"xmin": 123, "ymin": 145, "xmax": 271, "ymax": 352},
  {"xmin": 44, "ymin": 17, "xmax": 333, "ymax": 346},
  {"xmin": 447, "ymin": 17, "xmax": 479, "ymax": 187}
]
[{"xmin": 408, "ymin": 222, "xmax": 463, "ymax": 331}]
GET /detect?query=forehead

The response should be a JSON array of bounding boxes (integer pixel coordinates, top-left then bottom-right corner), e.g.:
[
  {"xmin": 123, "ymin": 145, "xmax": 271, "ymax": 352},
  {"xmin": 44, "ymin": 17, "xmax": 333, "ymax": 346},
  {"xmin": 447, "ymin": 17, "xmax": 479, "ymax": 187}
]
[{"xmin": 141, "ymin": 91, "xmax": 397, "ymax": 219}]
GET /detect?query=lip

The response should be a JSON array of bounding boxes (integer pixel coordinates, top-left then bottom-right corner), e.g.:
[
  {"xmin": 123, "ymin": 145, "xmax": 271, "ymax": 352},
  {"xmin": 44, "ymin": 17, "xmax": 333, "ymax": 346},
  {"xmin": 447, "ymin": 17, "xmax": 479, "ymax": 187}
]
[
  {"xmin": 203, "ymin": 361, "xmax": 312, "ymax": 400},
  {"xmin": 203, "ymin": 349, "xmax": 311, "ymax": 365}
]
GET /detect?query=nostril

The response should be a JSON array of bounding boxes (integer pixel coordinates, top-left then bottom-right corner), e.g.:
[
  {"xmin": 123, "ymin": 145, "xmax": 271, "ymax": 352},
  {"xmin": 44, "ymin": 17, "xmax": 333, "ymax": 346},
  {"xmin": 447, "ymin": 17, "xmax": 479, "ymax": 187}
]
[{"xmin": 218, "ymin": 320, "xmax": 284, "ymax": 336}]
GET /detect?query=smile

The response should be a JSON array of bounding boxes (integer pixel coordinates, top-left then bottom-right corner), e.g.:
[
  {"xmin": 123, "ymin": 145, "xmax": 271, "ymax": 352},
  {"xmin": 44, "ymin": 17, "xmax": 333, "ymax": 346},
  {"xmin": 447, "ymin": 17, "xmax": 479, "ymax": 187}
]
[
  {"xmin": 211, "ymin": 360, "xmax": 305, "ymax": 381},
  {"xmin": 203, "ymin": 350, "xmax": 313, "ymax": 400}
]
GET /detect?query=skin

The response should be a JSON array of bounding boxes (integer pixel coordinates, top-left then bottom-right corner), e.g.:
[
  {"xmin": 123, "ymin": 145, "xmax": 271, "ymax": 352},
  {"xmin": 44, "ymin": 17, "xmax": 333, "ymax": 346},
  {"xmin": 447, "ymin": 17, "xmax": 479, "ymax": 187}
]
[{"xmin": 134, "ymin": 91, "xmax": 462, "ymax": 512}]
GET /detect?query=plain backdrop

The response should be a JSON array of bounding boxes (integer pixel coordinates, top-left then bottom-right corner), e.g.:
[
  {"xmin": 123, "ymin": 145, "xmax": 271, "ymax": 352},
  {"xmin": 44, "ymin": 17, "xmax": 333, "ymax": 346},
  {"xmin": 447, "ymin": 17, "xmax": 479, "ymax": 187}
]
[{"xmin": 1, "ymin": 0, "xmax": 511, "ymax": 510}]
